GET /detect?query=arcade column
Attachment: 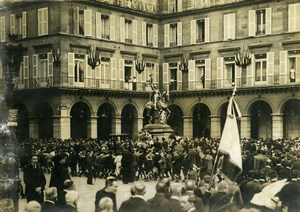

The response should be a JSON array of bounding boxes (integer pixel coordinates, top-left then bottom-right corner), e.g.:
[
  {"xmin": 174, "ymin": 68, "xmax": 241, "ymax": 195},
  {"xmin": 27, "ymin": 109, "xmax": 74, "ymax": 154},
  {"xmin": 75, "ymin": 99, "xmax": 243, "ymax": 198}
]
[
  {"xmin": 182, "ymin": 116, "xmax": 193, "ymax": 138},
  {"xmin": 240, "ymin": 114, "xmax": 251, "ymax": 138},
  {"xmin": 112, "ymin": 115, "xmax": 122, "ymax": 135},
  {"xmin": 210, "ymin": 115, "xmax": 221, "ymax": 138},
  {"xmin": 272, "ymin": 113, "xmax": 284, "ymax": 139}
]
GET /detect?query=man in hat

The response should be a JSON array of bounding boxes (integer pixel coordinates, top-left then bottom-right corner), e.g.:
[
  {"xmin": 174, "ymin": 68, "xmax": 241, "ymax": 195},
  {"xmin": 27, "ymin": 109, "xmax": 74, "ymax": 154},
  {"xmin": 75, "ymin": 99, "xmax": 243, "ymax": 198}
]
[
  {"xmin": 50, "ymin": 153, "xmax": 71, "ymax": 206},
  {"xmin": 23, "ymin": 154, "xmax": 46, "ymax": 204},
  {"xmin": 95, "ymin": 176, "xmax": 118, "ymax": 212}
]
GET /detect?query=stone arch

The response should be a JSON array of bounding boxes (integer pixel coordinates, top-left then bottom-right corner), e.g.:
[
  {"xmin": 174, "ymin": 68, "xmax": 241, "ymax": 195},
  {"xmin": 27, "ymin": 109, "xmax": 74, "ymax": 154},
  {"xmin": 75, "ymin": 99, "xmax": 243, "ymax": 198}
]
[
  {"xmin": 97, "ymin": 102, "xmax": 116, "ymax": 140},
  {"xmin": 121, "ymin": 103, "xmax": 139, "ymax": 138},
  {"xmin": 168, "ymin": 104, "xmax": 184, "ymax": 136},
  {"xmin": 281, "ymin": 98, "xmax": 300, "ymax": 139},
  {"xmin": 249, "ymin": 100, "xmax": 273, "ymax": 139},
  {"xmin": 34, "ymin": 102, "xmax": 53, "ymax": 139},
  {"xmin": 70, "ymin": 101, "xmax": 91, "ymax": 139},
  {"xmin": 191, "ymin": 103, "xmax": 211, "ymax": 138}
]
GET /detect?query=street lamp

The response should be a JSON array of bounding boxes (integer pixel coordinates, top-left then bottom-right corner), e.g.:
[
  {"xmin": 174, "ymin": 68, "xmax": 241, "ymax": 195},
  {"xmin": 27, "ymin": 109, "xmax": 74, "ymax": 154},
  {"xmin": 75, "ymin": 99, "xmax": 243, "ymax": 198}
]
[{"xmin": 0, "ymin": 42, "xmax": 25, "ymax": 211}]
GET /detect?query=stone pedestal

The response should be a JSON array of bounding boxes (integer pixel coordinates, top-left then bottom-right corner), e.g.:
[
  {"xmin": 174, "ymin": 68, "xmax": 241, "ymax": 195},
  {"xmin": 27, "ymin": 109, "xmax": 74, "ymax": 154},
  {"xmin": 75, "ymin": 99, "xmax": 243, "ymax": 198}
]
[{"xmin": 142, "ymin": 110, "xmax": 174, "ymax": 140}]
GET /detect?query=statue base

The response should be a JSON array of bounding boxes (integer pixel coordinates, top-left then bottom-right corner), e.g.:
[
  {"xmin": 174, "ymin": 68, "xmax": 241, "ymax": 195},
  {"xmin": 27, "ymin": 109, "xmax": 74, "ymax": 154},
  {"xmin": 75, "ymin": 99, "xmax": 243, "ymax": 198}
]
[{"xmin": 142, "ymin": 110, "xmax": 174, "ymax": 141}]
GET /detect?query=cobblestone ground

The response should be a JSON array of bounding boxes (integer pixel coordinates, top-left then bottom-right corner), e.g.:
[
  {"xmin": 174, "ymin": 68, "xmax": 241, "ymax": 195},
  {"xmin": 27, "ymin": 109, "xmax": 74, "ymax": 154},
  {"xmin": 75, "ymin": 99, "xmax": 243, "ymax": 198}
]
[{"xmin": 19, "ymin": 172, "xmax": 157, "ymax": 212}]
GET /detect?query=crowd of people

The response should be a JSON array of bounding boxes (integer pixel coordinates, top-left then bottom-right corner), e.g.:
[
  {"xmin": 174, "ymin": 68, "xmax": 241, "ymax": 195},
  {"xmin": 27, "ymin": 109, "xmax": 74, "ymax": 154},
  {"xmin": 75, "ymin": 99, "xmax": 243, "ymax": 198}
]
[{"xmin": 0, "ymin": 133, "xmax": 300, "ymax": 211}]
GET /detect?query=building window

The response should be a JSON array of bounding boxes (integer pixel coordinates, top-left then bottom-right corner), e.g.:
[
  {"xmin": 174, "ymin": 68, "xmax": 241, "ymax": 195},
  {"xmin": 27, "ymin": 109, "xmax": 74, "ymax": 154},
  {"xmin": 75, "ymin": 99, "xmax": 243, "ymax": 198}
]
[
  {"xmin": 0, "ymin": 16, "xmax": 5, "ymax": 42},
  {"xmin": 170, "ymin": 23, "xmax": 177, "ymax": 47},
  {"xmin": 168, "ymin": 0, "xmax": 178, "ymax": 12},
  {"xmin": 224, "ymin": 13, "xmax": 235, "ymax": 40},
  {"xmin": 100, "ymin": 59, "xmax": 110, "ymax": 86},
  {"xmin": 101, "ymin": 15, "xmax": 110, "ymax": 39},
  {"xmin": 146, "ymin": 23, "xmax": 153, "ymax": 47},
  {"xmin": 289, "ymin": 56, "xmax": 299, "ymax": 83},
  {"xmin": 10, "ymin": 12, "xmax": 26, "ymax": 38},
  {"xmin": 169, "ymin": 66, "xmax": 177, "ymax": 91},
  {"xmin": 38, "ymin": 7, "xmax": 48, "ymax": 36},
  {"xmin": 255, "ymin": 54, "xmax": 267, "ymax": 83},
  {"xmin": 249, "ymin": 8, "xmax": 271, "ymax": 36},
  {"xmin": 256, "ymin": 10, "xmax": 266, "ymax": 35},
  {"xmin": 196, "ymin": 64, "xmax": 205, "ymax": 89},
  {"xmin": 125, "ymin": 19, "xmax": 133, "ymax": 44},
  {"xmin": 196, "ymin": 20, "xmax": 205, "ymax": 43},
  {"xmin": 74, "ymin": 8, "xmax": 91, "ymax": 36},
  {"xmin": 74, "ymin": 55, "xmax": 85, "ymax": 83},
  {"xmin": 224, "ymin": 62, "xmax": 235, "ymax": 85},
  {"xmin": 289, "ymin": 3, "xmax": 300, "ymax": 32}
]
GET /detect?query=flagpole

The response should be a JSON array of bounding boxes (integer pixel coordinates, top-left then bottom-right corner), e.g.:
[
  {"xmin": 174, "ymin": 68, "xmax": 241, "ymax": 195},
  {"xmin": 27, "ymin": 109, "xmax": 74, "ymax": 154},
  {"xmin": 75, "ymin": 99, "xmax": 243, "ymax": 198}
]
[{"xmin": 208, "ymin": 83, "xmax": 237, "ymax": 187}]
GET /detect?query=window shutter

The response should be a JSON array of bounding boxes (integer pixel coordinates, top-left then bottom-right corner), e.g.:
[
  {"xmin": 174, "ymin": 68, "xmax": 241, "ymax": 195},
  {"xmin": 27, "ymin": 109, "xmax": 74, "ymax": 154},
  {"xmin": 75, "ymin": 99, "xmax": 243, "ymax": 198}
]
[
  {"xmin": 74, "ymin": 7, "xmax": 79, "ymax": 34},
  {"xmin": 22, "ymin": 12, "xmax": 27, "ymax": 38},
  {"xmin": 205, "ymin": 59, "xmax": 211, "ymax": 89},
  {"xmin": 288, "ymin": 4, "xmax": 295, "ymax": 32},
  {"xmin": 229, "ymin": 13, "xmax": 236, "ymax": 39},
  {"xmin": 111, "ymin": 58, "xmax": 116, "ymax": 80},
  {"xmin": 267, "ymin": 52, "xmax": 274, "ymax": 85},
  {"xmin": 280, "ymin": 51, "xmax": 288, "ymax": 84},
  {"xmin": 85, "ymin": 55, "xmax": 92, "ymax": 87},
  {"xmin": 95, "ymin": 66, "xmax": 100, "ymax": 79},
  {"xmin": 266, "ymin": 8, "xmax": 272, "ymax": 35},
  {"xmin": 224, "ymin": 15, "xmax": 228, "ymax": 40},
  {"xmin": 120, "ymin": 17, "xmax": 125, "ymax": 42},
  {"xmin": 96, "ymin": 12, "xmax": 101, "ymax": 39},
  {"xmin": 68, "ymin": 53, "xmax": 75, "ymax": 86},
  {"xmin": 142, "ymin": 22, "xmax": 146, "ymax": 46},
  {"xmin": 132, "ymin": 20, "xmax": 137, "ymax": 45},
  {"xmin": 235, "ymin": 65, "xmax": 242, "ymax": 87},
  {"xmin": 177, "ymin": 66, "xmax": 182, "ymax": 91},
  {"xmin": 47, "ymin": 53, "xmax": 53, "ymax": 86},
  {"xmin": 10, "ymin": 14, "xmax": 15, "ymax": 34},
  {"xmin": 84, "ymin": 10, "xmax": 92, "ymax": 36},
  {"xmin": 217, "ymin": 57, "xmax": 224, "ymax": 88},
  {"xmin": 205, "ymin": 18, "xmax": 210, "ymax": 42},
  {"xmin": 164, "ymin": 24, "xmax": 169, "ymax": 47},
  {"xmin": 32, "ymin": 54, "xmax": 38, "ymax": 79},
  {"xmin": 177, "ymin": 22, "xmax": 182, "ymax": 46},
  {"xmin": 38, "ymin": 9, "xmax": 42, "ymax": 35},
  {"xmin": 191, "ymin": 20, "xmax": 196, "ymax": 44},
  {"xmin": 110, "ymin": 15, "xmax": 115, "ymax": 41},
  {"xmin": 0, "ymin": 16, "xmax": 5, "ymax": 42},
  {"xmin": 178, "ymin": 0, "xmax": 182, "ymax": 12},
  {"xmin": 188, "ymin": 60, "xmax": 196, "ymax": 90},
  {"xmin": 119, "ymin": 59, "xmax": 124, "ymax": 89},
  {"xmin": 163, "ymin": 63, "xmax": 169, "ymax": 91},
  {"xmin": 153, "ymin": 24, "xmax": 158, "ymax": 47},
  {"xmin": 248, "ymin": 10, "xmax": 256, "ymax": 37},
  {"xmin": 24, "ymin": 56, "xmax": 29, "ymax": 82},
  {"xmin": 154, "ymin": 63, "xmax": 159, "ymax": 84},
  {"xmin": 44, "ymin": 8, "xmax": 48, "ymax": 35},
  {"xmin": 247, "ymin": 54, "xmax": 255, "ymax": 86}
]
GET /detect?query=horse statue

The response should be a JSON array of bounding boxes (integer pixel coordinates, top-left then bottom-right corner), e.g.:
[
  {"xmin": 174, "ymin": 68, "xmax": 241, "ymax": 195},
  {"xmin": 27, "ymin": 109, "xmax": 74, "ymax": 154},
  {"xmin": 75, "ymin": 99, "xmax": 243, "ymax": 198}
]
[{"xmin": 145, "ymin": 89, "xmax": 171, "ymax": 124}]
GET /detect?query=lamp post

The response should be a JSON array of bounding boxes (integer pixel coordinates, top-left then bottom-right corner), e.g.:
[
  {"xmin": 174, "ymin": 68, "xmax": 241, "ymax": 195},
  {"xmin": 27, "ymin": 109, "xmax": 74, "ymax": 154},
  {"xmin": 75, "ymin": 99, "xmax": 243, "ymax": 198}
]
[{"xmin": 0, "ymin": 42, "xmax": 25, "ymax": 211}]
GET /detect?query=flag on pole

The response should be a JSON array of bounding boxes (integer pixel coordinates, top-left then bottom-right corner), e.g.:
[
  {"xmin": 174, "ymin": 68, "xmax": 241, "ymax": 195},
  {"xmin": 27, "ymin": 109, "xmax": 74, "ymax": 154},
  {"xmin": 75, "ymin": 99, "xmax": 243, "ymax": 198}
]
[{"xmin": 218, "ymin": 94, "xmax": 243, "ymax": 182}]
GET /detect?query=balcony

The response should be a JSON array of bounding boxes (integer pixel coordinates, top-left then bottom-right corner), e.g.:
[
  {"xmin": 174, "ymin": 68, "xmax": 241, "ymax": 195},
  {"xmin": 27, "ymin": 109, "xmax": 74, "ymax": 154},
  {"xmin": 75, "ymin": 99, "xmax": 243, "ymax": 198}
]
[{"xmin": 15, "ymin": 74, "xmax": 299, "ymax": 96}]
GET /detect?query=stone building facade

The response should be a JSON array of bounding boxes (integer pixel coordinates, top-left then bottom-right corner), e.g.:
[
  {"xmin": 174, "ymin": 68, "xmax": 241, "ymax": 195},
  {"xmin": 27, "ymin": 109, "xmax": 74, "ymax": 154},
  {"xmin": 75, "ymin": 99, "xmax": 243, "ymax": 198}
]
[{"xmin": 0, "ymin": 0, "xmax": 299, "ymax": 140}]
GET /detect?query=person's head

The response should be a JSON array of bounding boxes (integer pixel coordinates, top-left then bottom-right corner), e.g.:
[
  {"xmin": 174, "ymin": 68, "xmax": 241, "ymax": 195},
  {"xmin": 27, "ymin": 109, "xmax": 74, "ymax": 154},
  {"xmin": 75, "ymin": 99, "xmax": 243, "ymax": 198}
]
[
  {"xmin": 105, "ymin": 176, "xmax": 118, "ymax": 194},
  {"xmin": 25, "ymin": 201, "xmax": 41, "ymax": 212},
  {"xmin": 45, "ymin": 187, "xmax": 58, "ymax": 202},
  {"xmin": 155, "ymin": 180, "xmax": 167, "ymax": 194},
  {"xmin": 170, "ymin": 183, "xmax": 183, "ymax": 198},
  {"xmin": 64, "ymin": 179, "xmax": 75, "ymax": 190},
  {"xmin": 0, "ymin": 198, "xmax": 14, "ymax": 212},
  {"xmin": 217, "ymin": 181, "xmax": 229, "ymax": 193},
  {"xmin": 185, "ymin": 179, "xmax": 196, "ymax": 192},
  {"xmin": 31, "ymin": 155, "xmax": 39, "ymax": 166},
  {"xmin": 132, "ymin": 182, "xmax": 146, "ymax": 196},
  {"xmin": 65, "ymin": 190, "xmax": 79, "ymax": 208},
  {"xmin": 99, "ymin": 197, "xmax": 114, "ymax": 212}
]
